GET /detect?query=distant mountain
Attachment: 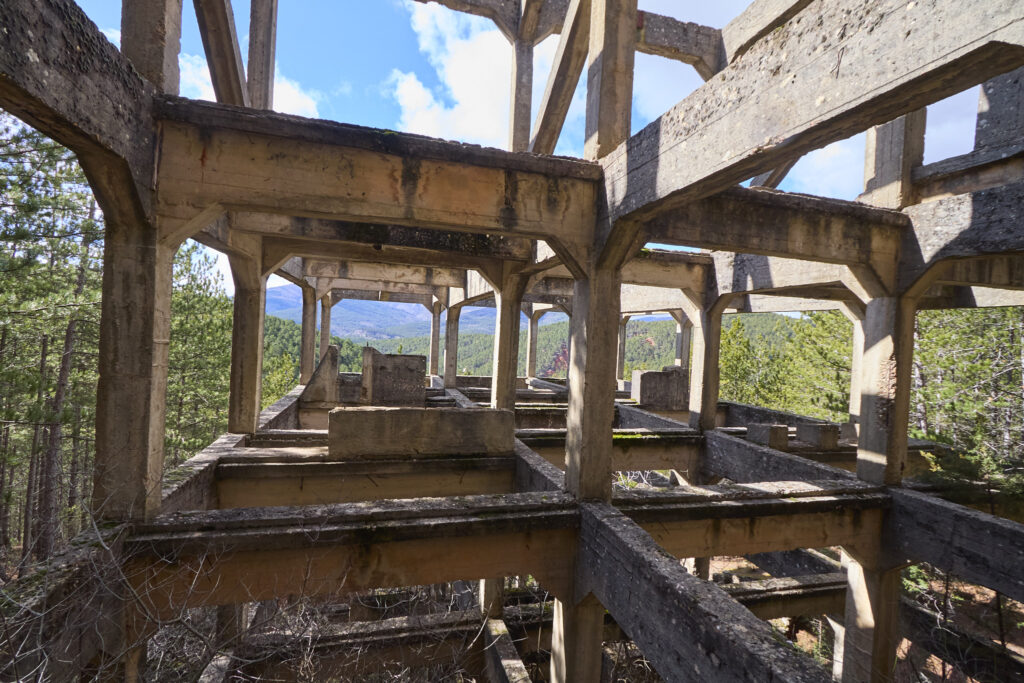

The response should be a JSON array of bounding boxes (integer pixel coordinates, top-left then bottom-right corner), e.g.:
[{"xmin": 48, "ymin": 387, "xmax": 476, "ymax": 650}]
[{"xmin": 263, "ymin": 285, "xmax": 568, "ymax": 340}]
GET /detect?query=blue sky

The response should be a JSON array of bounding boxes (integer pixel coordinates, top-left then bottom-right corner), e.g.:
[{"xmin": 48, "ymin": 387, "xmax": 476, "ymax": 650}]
[{"xmin": 74, "ymin": 0, "xmax": 982, "ymax": 293}]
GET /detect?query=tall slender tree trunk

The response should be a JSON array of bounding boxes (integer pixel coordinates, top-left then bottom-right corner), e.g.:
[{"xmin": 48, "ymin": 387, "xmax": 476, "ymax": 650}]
[
  {"xmin": 66, "ymin": 404, "xmax": 81, "ymax": 538},
  {"xmin": 20, "ymin": 335, "xmax": 47, "ymax": 565}
]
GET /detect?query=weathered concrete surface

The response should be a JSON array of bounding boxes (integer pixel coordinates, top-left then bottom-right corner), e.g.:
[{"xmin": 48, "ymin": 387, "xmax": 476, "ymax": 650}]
[
  {"xmin": 577, "ymin": 502, "xmax": 829, "ymax": 682},
  {"xmin": 747, "ymin": 423, "xmax": 789, "ymax": 451},
  {"xmin": 329, "ymin": 407, "xmax": 514, "ymax": 458},
  {"xmin": 796, "ymin": 423, "xmax": 841, "ymax": 450},
  {"xmin": 360, "ymin": 347, "xmax": 427, "ymax": 406},
  {"xmin": 704, "ymin": 431, "xmax": 856, "ymax": 483},
  {"xmin": 630, "ymin": 366, "xmax": 688, "ymax": 410}
]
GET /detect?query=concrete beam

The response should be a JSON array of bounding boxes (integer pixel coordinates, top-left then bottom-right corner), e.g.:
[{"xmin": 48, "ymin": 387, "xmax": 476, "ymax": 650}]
[
  {"xmin": 530, "ymin": 0, "xmax": 589, "ymax": 155},
  {"xmin": 577, "ymin": 503, "xmax": 828, "ymax": 682},
  {"xmin": 603, "ymin": 0, "xmax": 1024, "ymax": 227},
  {"xmin": 300, "ymin": 259, "xmax": 465, "ymax": 288},
  {"xmin": 410, "ymin": 0, "xmax": 518, "ymax": 40},
  {"xmin": 703, "ymin": 431, "xmax": 856, "ymax": 484},
  {"xmin": 155, "ymin": 98, "xmax": 599, "ymax": 261},
  {"xmin": 636, "ymin": 11, "xmax": 724, "ymax": 80},
  {"xmin": 193, "ymin": 0, "xmax": 250, "ymax": 106},
  {"xmin": 246, "ymin": 0, "xmax": 277, "ymax": 109},
  {"xmin": 721, "ymin": 0, "xmax": 813, "ymax": 63}
]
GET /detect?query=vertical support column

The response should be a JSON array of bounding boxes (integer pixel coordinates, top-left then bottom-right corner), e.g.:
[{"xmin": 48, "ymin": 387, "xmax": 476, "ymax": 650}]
[
  {"xmin": 228, "ymin": 255, "xmax": 266, "ymax": 434},
  {"xmin": 861, "ymin": 109, "xmax": 925, "ymax": 209},
  {"xmin": 509, "ymin": 39, "xmax": 533, "ymax": 152},
  {"xmin": 247, "ymin": 0, "xmax": 278, "ymax": 109},
  {"xmin": 683, "ymin": 294, "xmax": 730, "ymax": 431},
  {"xmin": 584, "ymin": 0, "xmax": 637, "ymax": 160},
  {"xmin": 855, "ymin": 296, "xmax": 915, "ymax": 485},
  {"xmin": 94, "ymin": 227, "xmax": 174, "ymax": 521},
  {"xmin": 526, "ymin": 309, "xmax": 543, "ymax": 378},
  {"xmin": 319, "ymin": 294, "xmax": 333, "ymax": 360},
  {"xmin": 565, "ymin": 266, "xmax": 621, "ymax": 500},
  {"xmin": 841, "ymin": 549, "xmax": 903, "ymax": 683},
  {"xmin": 615, "ymin": 315, "xmax": 630, "ymax": 381},
  {"xmin": 491, "ymin": 269, "xmax": 529, "ymax": 411},
  {"xmin": 444, "ymin": 304, "xmax": 462, "ymax": 389},
  {"xmin": 120, "ymin": 0, "xmax": 183, "ymax": 94},
  {"xmin": 840, "ymin": 303, "xmax": 866, "ymax": 432},
  {"xmin": 428, "ymin": 301, "xmax": 442, "ymax": 376},
  {"xmin": 550, "ymin": 595, "xmax": 605, "ymax": 683},
  {"xmin": 669, "ymin": 309, "xmax": 692, "ymax": 371},
  {"xmin": 299, "ymin": 284, "xmax": 315, "ymax": 383},
  {"xmin": 976, "ymin": 66, "xmax": 1024, "ymax": 150}
]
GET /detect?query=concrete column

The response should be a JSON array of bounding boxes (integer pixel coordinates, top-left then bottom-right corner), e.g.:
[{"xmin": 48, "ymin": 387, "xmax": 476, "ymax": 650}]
[
  {"xmin": 247, "ymin": 0, "xmax": 278, "ymax": 109},
  {"xmin": 669, "ymin": 309, "xmax": 692, "ymax": 370},
  {"xmin": 428, "ymin": 301, "xmax": 442, "ymax": 376},
  {"xmin": 840, "ymin": 303, "xmax": 866, "ymax": 429},
  {"xmin": 855, "ymin": 296, "xmax": 915, "ymax": 485},
  {"xmin": 319, "ymin": 294, "xmax": 333, "ymax": 360},
  {"xmin": 526, "ymin": 310, "xmax": 543, "ymax": 378},
  {"xmin": 840, "ymin": 549, "xmax": 903, "ymax": 683},
  {"xmin": 299, "ymin": 284, "xmax": 315, "ymax": 383},
  {"xmin": 509, "ymin": 39, "xmax": 533, "ymax": 152},
  {"xmin": 976, "ymin": 66, "xmax": 1024, "ymax": 150},
  {"xmin": 228, "ymin": 255, "xmax": 266, "ymax": 434},
  {"xmin": 565, "ymin": 266, "xmax": 621, "ymax": 500},
  {"xmin": 861, "ymin": 109, "xmax": 925, "ymax": 209},
  {"xmin": 479, "ymin": 577, "xmax": 504, "ymax": 619},
  {"xmin": 491, "ymin": 270, "xmax": 528, "ymax": 411},
  {"xmin": 215, "ymin": 603, "xmax": 248, "ymax": 649},
  {"xmin": 93, "ymin": 226, "xmax": 174, "ymax": 522},
  {"xmin": 683, "ymin": 295, "xmax": 731, "ymax": 431},
  {"xmin": 550, "ymin": 596, "xmax": 605, "ymax": 683},
  {"xmin": 584, "ymin": 0, "xmax": 637, "ymax": 160},
  {"xmin": 120, "ymin": 0, "xmax": 183, "ymax": 94},
  {"xmin": 615, "ymin": 315, "xmax": 631, "ymax": 380},
  {"xmin": 444, "ymin": 304, "xmax": 462, "ymax": 389}
]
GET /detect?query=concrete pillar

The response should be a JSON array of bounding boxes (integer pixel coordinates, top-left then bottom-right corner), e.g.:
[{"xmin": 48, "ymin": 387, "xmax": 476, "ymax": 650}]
[
  {"xmin": 976, "ymin": 66, "xmax": 1024, "ymax": 150},
  {"xmin": 215, "ymin": 603, "xmax": 248, "ymax": 649},
  {"xmin": 615, "ymin": 315, "xmax": 631, "ymax": 380},
  {"xmin": 861, "ymin": 109, "xmax": 925, "ymax": 209},
  {"xmin": 228, "ymin": 255, "xmax": 266, "ymax": 434},
  {"xmin": 428, "ymin": 301, "xmax": 442, "ymax": 376},
  {"xmin": 479, "ymin": 577, "xmax": 504, "ymax": 619},
  {"xmin": 584, "ymin": 0, "xmax": 637, "ymax": 160},
  {"xmin": 120, "ymin": 0, "xmax": 183, "ymax": 94},
  {"xmin": 669, "ymin": 309, "xmax": 692, "ymax": 370},
  {"xmin": 444, "ymin": 304, "xmax": 462, "ymax": 389},
  {"xmin": 550, "ymin": 596, "xmax": 605, "ymax": 683},
  {"xmin": 247, "ymin": 0, "xmax": 278, "ymax": 109},
  {"xmin": 840, "ymin": 303, "xmax": 866, "ymax": 429},
  {"xmin": 840, "ymin": 549, "xmax": 902, "ymax": 683},
  {"xmin": 509, "ymin": 39, "xmax": 533, "ymax": 152},
  {"xmin": 565, "ymin": 266, "xmax": 621, "ymax": 500},
  {"xmin": 491, "ymin": 270, "xmax": 528, "ymax": 411},
  {"xmin": 93, "ymin": 227, "xmax": 174, "ymax": 522},
  {"xmin": 855, "ymin": 296, "xmax": 915, "ymax": 485},
  {"xmin": 319, "ymin": 294, "xmax": 333, "ymax": 361},
  {"xmin": 299, "ymin": 284, "xmax": 315, "ymax": 383},
  {"xmin": 526, "ymin": 310, "xmax": 543, "ymax": 378},
  {"xmin": 683, "ymin": 294, "xmax": 732, "ymax": 431}
]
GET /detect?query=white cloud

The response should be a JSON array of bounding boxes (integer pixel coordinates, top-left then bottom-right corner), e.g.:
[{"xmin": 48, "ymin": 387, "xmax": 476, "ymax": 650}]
[
  {"xmin": 179, "ymin": 53, "xmax": 218, "ymax": 101},
  {"xmin": 178, "ymin": 53, "xmax": 320, "ymax": 117},
  {"xmin": 387, "ymin": 2, "xmax": 511, "ymax": 148}
]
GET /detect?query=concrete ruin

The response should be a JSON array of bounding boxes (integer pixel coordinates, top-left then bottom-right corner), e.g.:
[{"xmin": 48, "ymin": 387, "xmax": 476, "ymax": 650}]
[{"xmin": 2, "ymin": 0, "xmax": 1024, "ymax": 680}]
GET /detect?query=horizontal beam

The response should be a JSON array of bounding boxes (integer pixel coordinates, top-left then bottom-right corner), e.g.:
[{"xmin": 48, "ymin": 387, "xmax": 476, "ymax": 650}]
[
  {"xmin": 302, "ymin": 258, "xmax": 465, "ymax": 288},
  {"xmin": 125, "ymin": 493, "xmax": 578, "ymax": 615},
  {"xmin": 410, "ymin": 0, "xmax": 518, "ymax": 40},
  {"xmin": 721, "ymin": 0, "xmax": 813, "ymax": 63},
  {"xmin": 604, "ymin": 0, "xmax": 1024, "ymax": 227},
  {"xmin": 577, "ymin": 502, "xmax": 828, "ymax": 682},
  {"xmin": 888, "ymin": 488, "xmax": 1024, "ymax": 604},
  {"xmin": 636, "ymin": 11, "xmax": 724, "ymax": 80},
  {"xmin": 155, "ymin": 98, "xmax": 599, "ymax": 256},
  {"xmin": 704, "ymin": 431, "xmax": 857, "ymax": 483},
  {"xmin": 721, "ymin": 572, "xmax": 847, "ymax": 620},
  {"xmin": 713, "ymin": 252, "xmax": 850, "ymax": 297}
]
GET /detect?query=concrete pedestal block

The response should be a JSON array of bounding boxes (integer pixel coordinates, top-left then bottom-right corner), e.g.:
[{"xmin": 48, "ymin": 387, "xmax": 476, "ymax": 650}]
[
  {"xmin": 796, "ymin": 423, "xmax": 841, "ymax": 449},
  {"xmin": 329, "ymin": 407, "xmax": 514, "ymax": 458},
  {"xmin": 630, "ymin": 366, "xmax": 689, "ymax": 410},
  {"xmin": 747, "ymin": 423, "xmax": 789, "ymax": 451},
  {"xmin": 361, "ymin": 347, "xmax": 426, "ymax": 406}
]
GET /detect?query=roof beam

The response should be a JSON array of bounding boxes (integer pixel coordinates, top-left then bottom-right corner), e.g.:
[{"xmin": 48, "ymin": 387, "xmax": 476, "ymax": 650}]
[
  {"xmin": 193, "ymin": 0, "xmax": 250, "ymax": 107},
  {"xmin": 636, "ymin": 11, "xmax": 724, "ymax": 81},
  {"xmin": 410, "ymin": 0, "xmax": 518, "ymax": 40},
  {"xmin": 530, "ymin": 0, "xmax": 589, "ymax": 155},
  {"xmin": 603, "ymin": 0, "xmax": 1024, "ymax": 227},
  {"xmin": 303, "ymin": 259, "xmax": 465, "ymax": 288}
]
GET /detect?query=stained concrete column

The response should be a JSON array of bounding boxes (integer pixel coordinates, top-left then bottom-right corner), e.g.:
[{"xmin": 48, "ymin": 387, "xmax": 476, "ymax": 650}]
[
  {"xmin": 565, "ymin": 265, "xmax": 621, "ymax": 500},
  {"xmin": 550, "ymin": 595, "xmax": 606, "ymax": 682},
  {"xmin": 299, "ymin": 284, "xmax": 315, "ymax": 383},
  {"xmin": 120, "ymin": 0, "xmax": 183, "ymax": 94},
  {"xmin": 526, "ymin": 310, "xmax": 543, "ymax": 378},
  {"xmin": 683, "ymin": 294, "xmax": 732, "ymax": 431},
  {"xmin": 584, "ymin": 0, "xmax": 637, "ymax": 160},
  {"xmin": 247, "ymin": 0, "xmax": 278, "ymax": 109},
  {"xmin": 669, "ymin": 309, "xmax": 692, "ymax": 371},
  {"xmin": 93, "ymin": 227, "xmax": 174, "ymax": 522},
  {"xmin": 319, "ymin": 294, "xmax": 333, "ymax": 360},
  {"xmin": 509, "ymin": 38, "xmax": 533, "ymax": 152},
  {"xmin": 228, "ymin": 255, "xmax": 266, "ymax": 434},
  {"xmin": 444, "ymin": 304, "xmax": 462, "ymax": 389},
  {"xmin": 855, "ymin": 296, "xmax": 915, "ymax": 485},
  {"xmin": 428, "ymin": 301, "xmax": 442, "ymax": 376},
  {"xmin": 491, "ymin": 269, "xmax": 529, "ymax": 411},
  {"xmin": 861, "ymin": 109, "xmax": 925, "ymax": 209},
  {"xmin": 840, "ymin": 303, "xmax": 866, "ymax": 431},
  {"xmin": 840, "ymin": 549, "xmax": 903, "ymax": 683},
  {"xmin": 615, "ymin": 315, "xmax": 630, "ymax": 381}
]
